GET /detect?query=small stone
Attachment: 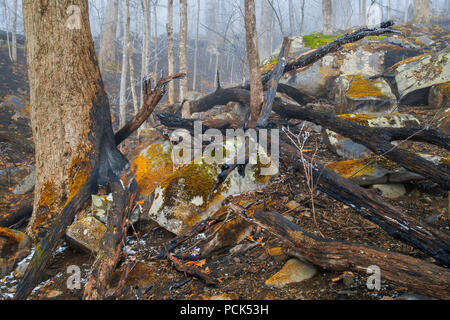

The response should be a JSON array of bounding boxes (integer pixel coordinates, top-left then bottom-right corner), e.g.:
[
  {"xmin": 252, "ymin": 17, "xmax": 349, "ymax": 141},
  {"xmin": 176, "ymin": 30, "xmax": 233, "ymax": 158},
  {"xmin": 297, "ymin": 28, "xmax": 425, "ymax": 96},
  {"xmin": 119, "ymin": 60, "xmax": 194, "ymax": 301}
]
[
  {"xmin": 66, "ymin": 216, "xmax": 106, "ymax": 254},
  {"xmin": 285, "ymin": 201, "xmax": 301, "ymax": 210},
  {"xmin": 46, "ymin": 290, "xmax": 63, "ymax": 299},
  {"xmin": 12, "ymin": 168, "xmax": 35, "ymax": 195},
  {"xmin": 372, "ymin": 184, "xmax": 406, "ymax": 199},
  {"xmin": 265, "ymin": 258, "xmax": 317, "ymax": 288}
]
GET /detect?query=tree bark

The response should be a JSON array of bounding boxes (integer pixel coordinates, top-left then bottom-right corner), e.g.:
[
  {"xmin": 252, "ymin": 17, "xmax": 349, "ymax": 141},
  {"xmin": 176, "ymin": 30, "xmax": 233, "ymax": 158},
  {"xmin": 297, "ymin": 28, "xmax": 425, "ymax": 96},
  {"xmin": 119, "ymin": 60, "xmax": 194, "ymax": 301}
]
[
  {"xmin": 11, "ymin": 0, "xmax": 17, "ymax": 62},
  {"xmin": 192, "ymin": 0, "xmax": 200, "ymax": 91},
  {"xmin": 179, "ymin": 0, "xmax": 188, "ymax": 102},
  {"xmin": 244, "ymin": 0, "xmax": 264, "ymax": 122},
  {"xmin": 15, "ymin": 0, "xmax": 131, "ymax": 300},
  {"xmin": 299, "ymin": 0, "xmax": 305, "ymax": 35},
  {"xmin": 23, "ymin": 0, "xmax": 127, "ymax": 241},
  {"xmin": 99, "ymin": 0, "xmax": 119, "ymax": 69},
  {"xmin": 413, "ymin": 0, "xmax": 430, "ymax": 24},
  {"xmin": 166, "ymin": 0, "xmax": 175, "ymax": 104},
  {"xmin": 119, "ymin": 0, "xmax": 130, "ymax": 130},
  {"xmin": 259, "ymin": 0, "xmax": 273, "ymax": 61},
  {"xmin": 322, "ymin": 0, "xmax": 333, "ymax": 34},
  {"xmin": 128, "ymin": 3, "xmax": 139, "ymax": 119}
]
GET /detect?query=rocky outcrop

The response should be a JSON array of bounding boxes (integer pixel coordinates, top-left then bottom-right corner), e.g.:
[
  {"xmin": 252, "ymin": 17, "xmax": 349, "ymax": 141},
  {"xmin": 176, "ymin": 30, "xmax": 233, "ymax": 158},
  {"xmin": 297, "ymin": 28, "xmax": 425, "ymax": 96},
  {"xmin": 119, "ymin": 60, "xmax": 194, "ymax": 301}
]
[{"xmin": 393, "ymin": 49, "xmax": 450, "ymax": 105}]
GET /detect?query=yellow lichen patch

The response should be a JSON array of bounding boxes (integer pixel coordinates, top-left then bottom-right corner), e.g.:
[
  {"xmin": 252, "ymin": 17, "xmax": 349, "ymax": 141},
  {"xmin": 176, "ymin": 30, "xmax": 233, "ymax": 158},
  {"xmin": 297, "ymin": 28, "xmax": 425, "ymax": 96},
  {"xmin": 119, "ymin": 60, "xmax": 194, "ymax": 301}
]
[
  {"xmin": 325, "ymin": 158, "xmax": 376, "ymax": 179},
  {"xmin": 345, "ymin": 75, "xmax": 390, "ymax": 99},
  {"xmin": 326, "ymin": 156, "xmax": 399, "ymax": 179},
  {"xmin": 66, "ymin": 155, "xmax": 92, "ymax": 204},
  {"xmin": 337, "ymin": 113, "xmax": 378, "ymax": 126},
  {"xmin": 439, "ymin": 157, "xmax": 450, "ymax": 165},
  {"xmin": 0, "ymin": 227, "xmax": 25, "ymax": 243},
  {"xmin": 131, "ymin": 143, "xmax": 173, "ymax": 196}
]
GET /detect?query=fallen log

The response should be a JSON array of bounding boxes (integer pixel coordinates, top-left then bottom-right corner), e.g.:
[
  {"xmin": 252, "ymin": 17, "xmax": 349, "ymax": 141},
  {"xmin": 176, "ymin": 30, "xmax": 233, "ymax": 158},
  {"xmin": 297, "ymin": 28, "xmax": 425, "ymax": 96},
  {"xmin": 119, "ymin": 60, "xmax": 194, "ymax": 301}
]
[
  {"xmin": 0, "ymin": 200, "xmax": 33, "ymax": 228},
  {"xmin": 83, "ymin": 177, "xmax": 138, "ymax": 300},
  {"xmin": 229, "ymin": 205, "xmax": 450, "ymax": 300}
]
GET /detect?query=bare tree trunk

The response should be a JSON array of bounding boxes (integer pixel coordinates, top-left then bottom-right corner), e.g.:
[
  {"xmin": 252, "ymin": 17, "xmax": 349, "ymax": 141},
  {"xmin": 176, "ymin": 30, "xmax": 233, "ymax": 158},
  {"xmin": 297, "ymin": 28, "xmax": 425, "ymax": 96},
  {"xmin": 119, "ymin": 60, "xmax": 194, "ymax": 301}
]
[
  {"xmin": 192, "ymin": 0, "xmax": 200, "ymax": 91},
  {"xmin": 404, "ymin": 0, "xmax": 410, "ymax": 22},
  {"xmin": 387, "ymin": 0, "xmax": 392, "ymax": 20},
  {"xmin": 322, "ymin": 0, "xmax": 333, "ymax": 34},
  {"xmin": 288, "ymin": 0, "xmax": 295, "ymax": 36},
  {"xmin": 11, "ymin": 0, "xmax": 17, "ymax": 62},
  {"xmin": 179, "ymin": 0, "xmax": 188, "ymax": 102},
  {"xmin": 166, "ymin": 0, "xmax": 175, "ymax": 104},
  {"xmin": 22, "ymin": 0, "xmax": 127, "ymax": 240},
  {"xmin": 244, "ymin": 0, "xmax": 264, "ymax": 122},
  {"xmin": 99, "ymin": 0, "xmax": 119, "ymax": 69},
  {"xmin": 413, "ymin": 0, "xmax": 430, "ymax": 23},
  {"xmin": 3, "ymin": 0, "xmax": 12, "ymax": 61},
  {"xmin": 139, "ymin": 0, "xmax": 151, "ymax": 131},
  {"xmin": 153, "ymin": 0, "xmax": 159, "ymax": 77},
  {"xmin": 119, "ymin": 0, "xmax": 130, "ymax": 129},
  {"xmin": 259, "ymin": 0, "xmax": 273, "ymax": 61},
  {"xmin": 299, "ymin": 0, "xmax": 305, "ymax": 35}
]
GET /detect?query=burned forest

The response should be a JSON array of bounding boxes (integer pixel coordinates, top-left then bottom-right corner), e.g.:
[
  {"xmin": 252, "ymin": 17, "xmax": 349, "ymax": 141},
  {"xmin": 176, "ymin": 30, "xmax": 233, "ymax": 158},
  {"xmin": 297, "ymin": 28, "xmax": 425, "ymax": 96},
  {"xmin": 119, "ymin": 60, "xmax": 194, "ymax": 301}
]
[{"xmin": 0, "ymin": 0, "xmax": 449, "ymax": 305}]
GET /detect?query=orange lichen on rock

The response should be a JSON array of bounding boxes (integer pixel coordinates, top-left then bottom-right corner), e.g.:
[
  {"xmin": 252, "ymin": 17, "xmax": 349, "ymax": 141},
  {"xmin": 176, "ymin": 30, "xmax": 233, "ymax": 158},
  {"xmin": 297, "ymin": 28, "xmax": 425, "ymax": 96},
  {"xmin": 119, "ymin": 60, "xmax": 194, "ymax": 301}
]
[
  {"xmin": 131, "ymin": 143, "xmax": 173, "ymax": 196},
  {"xmin": 337, "ymin": 113, "xmax": 378, "ymax": 125},
  {"xmin": 345, "ymin": 75, "xmax": 390, "ymax": 99}
]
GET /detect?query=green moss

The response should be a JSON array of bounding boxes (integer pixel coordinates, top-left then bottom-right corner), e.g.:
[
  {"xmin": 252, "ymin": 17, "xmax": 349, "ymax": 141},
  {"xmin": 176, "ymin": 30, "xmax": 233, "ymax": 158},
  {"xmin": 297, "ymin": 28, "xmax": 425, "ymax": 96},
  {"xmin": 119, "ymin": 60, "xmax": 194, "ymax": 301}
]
[{"xmin": 303, "ymin": 34, "xmax": 388, "ymax": 49}]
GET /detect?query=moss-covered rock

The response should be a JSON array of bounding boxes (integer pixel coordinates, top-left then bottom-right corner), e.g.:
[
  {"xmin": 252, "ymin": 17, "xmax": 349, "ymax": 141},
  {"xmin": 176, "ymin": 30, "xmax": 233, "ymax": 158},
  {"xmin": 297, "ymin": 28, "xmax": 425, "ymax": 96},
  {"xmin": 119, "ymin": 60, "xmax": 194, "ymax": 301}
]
[{"xmin": 144, "ymin": 140, "xmax": 273, "ymax": 235}]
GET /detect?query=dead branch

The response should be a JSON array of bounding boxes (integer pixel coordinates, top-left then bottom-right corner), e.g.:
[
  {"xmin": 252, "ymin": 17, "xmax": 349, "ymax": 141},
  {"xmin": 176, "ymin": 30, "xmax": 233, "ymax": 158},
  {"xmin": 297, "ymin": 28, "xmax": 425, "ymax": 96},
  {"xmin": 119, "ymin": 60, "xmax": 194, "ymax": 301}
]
[
  {"xmin": 257, "ymin": 37, "xmax": 291, "ymax": 127},
  {"xmin": 167, "ymin": 253, "xmax": 218, "ymax": 285},
  {"xmin": 229, "ymin": 205, "xmax": 450, "ymax": 300},
  {"xmin": 114, "ymin": 73, "xmax": 185, "ymax": 145},
  {"xmin": 83, "ymin": 178, "xmax": 138, "ymax": 300}
]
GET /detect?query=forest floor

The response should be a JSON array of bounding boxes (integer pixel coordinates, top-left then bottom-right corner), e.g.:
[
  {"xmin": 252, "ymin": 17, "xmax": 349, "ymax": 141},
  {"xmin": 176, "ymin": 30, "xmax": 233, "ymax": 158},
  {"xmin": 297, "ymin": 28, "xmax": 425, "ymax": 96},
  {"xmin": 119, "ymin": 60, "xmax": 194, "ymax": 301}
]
[{"xmin": 0, "ymin": 41, "xmax": 448, "ymax": 300}]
